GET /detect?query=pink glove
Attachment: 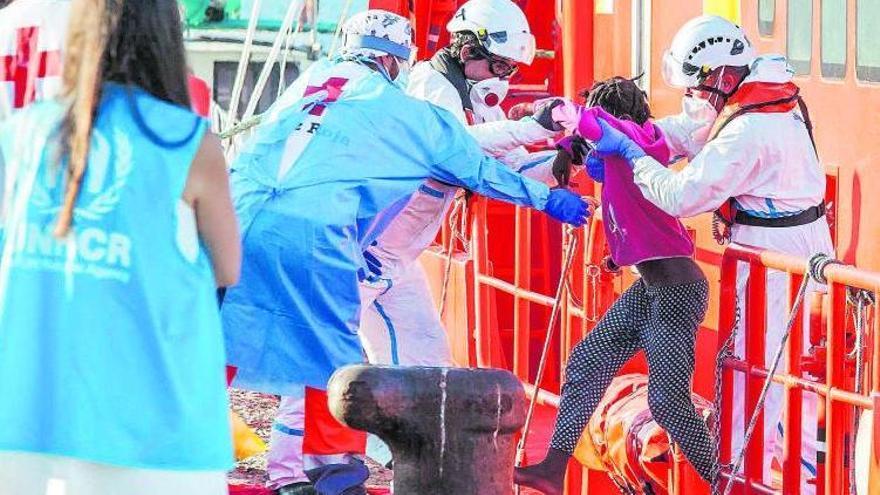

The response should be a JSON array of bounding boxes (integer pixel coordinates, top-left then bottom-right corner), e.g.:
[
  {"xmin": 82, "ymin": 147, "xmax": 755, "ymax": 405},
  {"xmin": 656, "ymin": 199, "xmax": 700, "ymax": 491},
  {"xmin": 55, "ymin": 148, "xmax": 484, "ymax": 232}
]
[{"xmin": 575, "ymin": 108, "xmax": 602, "ymax": 141}]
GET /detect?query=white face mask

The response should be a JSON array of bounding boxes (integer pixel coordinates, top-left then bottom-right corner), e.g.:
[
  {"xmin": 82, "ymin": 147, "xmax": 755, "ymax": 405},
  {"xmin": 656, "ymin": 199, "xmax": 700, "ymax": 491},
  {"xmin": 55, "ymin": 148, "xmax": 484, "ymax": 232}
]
[
  {"xmin": 680, "ymin": 94, "xmax": 719, "ymax": 150},
  {"xmin": 469, "ymin": 77, "xmax": 509, "ymax": 111},
  {"xmin": 682, "ymin": 94, "xmax": 719, "ymax": 124},
  {"xmin": 355, "ymin": 55, "xmax": 411, "ymax": 89},
  {"xmin": 393, "ymin": 59, "xmax": 411, "ymax": 89}
]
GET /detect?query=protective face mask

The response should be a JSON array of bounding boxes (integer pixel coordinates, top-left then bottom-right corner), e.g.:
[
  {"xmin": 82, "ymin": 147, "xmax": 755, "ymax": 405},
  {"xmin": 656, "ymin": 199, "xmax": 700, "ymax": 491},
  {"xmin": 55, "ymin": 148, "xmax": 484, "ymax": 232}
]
[
  {"xmin": 351, "ymin": 55, "xmax": 409, "ymax": 89},
  {"xmin": 682, "ymin": 94, "xmax": 719, "ymax": 125},
  {"xmin": 393, "ymin": 59, "xmax": 411, "ymax": 89},
  {"xmin": 469, "ymin": 77, "xmax": 509, "ymax": 110},
  {"xmin": 680, "ymin": 95, "xmax": 718, "ymax": 153}
]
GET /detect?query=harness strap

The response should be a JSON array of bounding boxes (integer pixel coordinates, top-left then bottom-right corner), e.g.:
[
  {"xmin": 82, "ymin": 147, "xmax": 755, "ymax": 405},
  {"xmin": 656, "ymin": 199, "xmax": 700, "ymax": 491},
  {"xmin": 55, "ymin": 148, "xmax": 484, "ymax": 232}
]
[
  {"xmin": 734, "ymin": 202, "xmax": 825, "ymax": 228},
  {"xmin": 709, "ymin": 84, "xmax": 821, "ymax": 243}
]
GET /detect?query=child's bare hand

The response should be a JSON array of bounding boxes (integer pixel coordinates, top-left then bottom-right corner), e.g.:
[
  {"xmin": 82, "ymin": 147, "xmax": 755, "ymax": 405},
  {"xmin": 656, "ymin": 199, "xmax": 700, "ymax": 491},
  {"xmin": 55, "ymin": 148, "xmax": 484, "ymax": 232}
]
[{"xmin": 507, "ymin": 102, "xmax": 535, "ymax": 120}]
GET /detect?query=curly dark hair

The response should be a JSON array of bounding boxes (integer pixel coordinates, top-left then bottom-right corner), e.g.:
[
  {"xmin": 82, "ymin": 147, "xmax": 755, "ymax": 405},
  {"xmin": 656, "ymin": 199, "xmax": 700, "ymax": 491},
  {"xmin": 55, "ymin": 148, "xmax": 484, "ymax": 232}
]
[{"xmin": 580, "ymin": 76, "xmax": 652, "ymax": 125}]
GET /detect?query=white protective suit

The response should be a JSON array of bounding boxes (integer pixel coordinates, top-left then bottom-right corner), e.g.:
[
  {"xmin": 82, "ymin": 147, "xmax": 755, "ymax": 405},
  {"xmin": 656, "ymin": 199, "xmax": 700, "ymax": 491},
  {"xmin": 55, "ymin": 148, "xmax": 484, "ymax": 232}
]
[
  {"xmin": 358, "ymin": 56, "xmax": 559, "ymax": 367},
  {"xmin": 644, "ymin": 56, "xmax": 832, "ymax": 492}
]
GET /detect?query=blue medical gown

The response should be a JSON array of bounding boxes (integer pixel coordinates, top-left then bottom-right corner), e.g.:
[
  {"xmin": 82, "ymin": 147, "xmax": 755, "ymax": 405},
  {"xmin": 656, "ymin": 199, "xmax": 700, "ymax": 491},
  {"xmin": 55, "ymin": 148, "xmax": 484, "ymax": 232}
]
[{"xmin": 222, "ymin": 60, "xmax": 549, "ymax": 394}]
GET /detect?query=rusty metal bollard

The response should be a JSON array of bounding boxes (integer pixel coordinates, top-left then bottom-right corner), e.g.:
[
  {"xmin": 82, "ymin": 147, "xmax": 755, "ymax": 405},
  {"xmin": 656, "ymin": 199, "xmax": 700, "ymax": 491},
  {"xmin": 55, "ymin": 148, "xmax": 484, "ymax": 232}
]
[{"xmin": 327, "ymin": 366, "xmax": 526, "ymax": 495}]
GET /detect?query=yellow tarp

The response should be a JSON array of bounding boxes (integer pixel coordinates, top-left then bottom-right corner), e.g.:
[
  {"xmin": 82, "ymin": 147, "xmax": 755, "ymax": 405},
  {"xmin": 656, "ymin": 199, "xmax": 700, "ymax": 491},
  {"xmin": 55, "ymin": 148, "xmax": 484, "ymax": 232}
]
[{"xmin": 703, "ymin": 0, "xmax": 741, "ymax": 24}]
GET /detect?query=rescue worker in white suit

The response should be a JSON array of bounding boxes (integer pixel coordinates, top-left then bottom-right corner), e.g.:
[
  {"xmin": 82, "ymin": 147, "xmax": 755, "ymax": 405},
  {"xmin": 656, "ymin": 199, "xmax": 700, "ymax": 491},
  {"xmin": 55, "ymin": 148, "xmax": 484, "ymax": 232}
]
[
  {"xmin": 359, "ymin": 0, "xmax": 563, "ymax": 371},
  {"xmin": 266, "ymin": 3, "xmax": 576, "ymax": 493},
  {"xmin": 562, "ymin": 15, "xmax": 832, "ymax": 493}
]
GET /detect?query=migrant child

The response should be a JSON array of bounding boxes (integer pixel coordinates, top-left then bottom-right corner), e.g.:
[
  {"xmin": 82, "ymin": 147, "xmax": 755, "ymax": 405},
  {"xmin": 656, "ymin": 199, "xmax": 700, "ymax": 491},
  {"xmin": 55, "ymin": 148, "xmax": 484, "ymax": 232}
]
[
  {"xmin": 0, "ymin": 1, "xmax": 240, "ymax": 494},
  {"xmin": 515, "ymin": 77, "xmax": 716, "ymax": 495}
]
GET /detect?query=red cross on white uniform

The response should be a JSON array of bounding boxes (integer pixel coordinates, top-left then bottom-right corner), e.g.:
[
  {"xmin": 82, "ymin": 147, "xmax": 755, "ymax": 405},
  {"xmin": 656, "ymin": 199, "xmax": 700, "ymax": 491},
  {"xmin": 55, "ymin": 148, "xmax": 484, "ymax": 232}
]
[{"xmin": 1, "ymin": 26, "xmax": 62, "ymax": 109}]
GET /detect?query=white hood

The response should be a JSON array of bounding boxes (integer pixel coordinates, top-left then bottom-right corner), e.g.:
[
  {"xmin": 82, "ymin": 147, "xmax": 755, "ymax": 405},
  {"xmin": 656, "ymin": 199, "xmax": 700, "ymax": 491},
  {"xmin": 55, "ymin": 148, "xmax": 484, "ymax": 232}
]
[{"xmin": 743, "ymin": 55, "xmax": 795, "ymax": 84}]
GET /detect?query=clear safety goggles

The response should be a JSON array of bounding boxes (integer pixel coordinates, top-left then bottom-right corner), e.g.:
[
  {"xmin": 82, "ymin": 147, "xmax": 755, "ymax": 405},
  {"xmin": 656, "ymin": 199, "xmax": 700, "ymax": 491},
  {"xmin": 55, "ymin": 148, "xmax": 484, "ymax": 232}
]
[{"xmin": 472, "ymin": 43, "xmax": 519, "ymax": 79}]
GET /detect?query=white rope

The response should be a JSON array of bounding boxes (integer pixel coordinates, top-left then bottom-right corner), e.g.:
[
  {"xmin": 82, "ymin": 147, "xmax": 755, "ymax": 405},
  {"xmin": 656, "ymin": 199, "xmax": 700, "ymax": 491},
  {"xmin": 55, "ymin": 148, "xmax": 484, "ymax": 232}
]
[
  {"xmin": 226, "ymin": 0, "xmax": 263, "ymax": 130},
  {"xmin": 848, "ymin": 289, "xmax": 873, "ymax": 495},
  {"xmin": 326, "ymin": 0, "xmax": 354, "ymax": 58},
  {"xmin": 439, "ymin": 195, "xmax": 469, "ymax": 318},
  {"xmin": 277, "ymin": 9, "xmax": 304, "ymax": 99},
  {"xmin": 240, "ymin": 0, "xmax": 304, "ymax": 122},
  {"xmin": 307, "ymin": 0, "xmax": 320, "ymax": 49}
]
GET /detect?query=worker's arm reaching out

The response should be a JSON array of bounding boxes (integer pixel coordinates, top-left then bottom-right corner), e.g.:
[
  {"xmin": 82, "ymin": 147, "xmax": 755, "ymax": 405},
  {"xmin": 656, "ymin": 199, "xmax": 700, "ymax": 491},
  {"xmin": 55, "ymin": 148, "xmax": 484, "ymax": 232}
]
[
  {"xmin": 408, "ymin": 72, "xmax": 558, "ymax": 158},
  {"xmin": 423, "ymin": 104, "xmax": 590, "ymax": 226},
  {"xmin": 467, "ymin": 117, "xmax": 557, "ymax": 157}
]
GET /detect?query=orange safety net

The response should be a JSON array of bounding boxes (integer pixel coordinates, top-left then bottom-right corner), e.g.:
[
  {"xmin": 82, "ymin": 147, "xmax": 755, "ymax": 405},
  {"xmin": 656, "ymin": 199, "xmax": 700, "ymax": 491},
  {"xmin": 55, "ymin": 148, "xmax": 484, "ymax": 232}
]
[{"xmin": 574, "ymin": 374, "xmax": 713, "ymax": 494}]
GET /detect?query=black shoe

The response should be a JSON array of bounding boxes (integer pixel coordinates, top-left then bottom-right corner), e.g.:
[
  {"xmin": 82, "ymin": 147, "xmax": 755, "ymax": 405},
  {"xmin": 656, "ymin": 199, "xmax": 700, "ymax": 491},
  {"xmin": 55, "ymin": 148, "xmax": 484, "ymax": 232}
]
[{"xmin": 276, "ymin": 482, "xmax": 318, "ymax": 495}]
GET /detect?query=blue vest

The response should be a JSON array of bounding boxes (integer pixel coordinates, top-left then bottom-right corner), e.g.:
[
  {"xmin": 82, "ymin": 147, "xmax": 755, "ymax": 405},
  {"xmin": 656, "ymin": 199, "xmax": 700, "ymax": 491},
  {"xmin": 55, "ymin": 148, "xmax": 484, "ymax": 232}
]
[{"xmin": 0, "ymin": 83, "xmax": 232, "ymax": 470}]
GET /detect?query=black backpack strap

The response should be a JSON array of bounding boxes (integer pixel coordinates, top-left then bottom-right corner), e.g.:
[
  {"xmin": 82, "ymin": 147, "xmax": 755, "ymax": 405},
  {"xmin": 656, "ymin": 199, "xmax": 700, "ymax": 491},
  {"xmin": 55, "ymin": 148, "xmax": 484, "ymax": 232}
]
[
  {"xmin": 429, "ymin": 48, "xmax": 473, "ymax": 113},
  {"xmin": 796, "ymin": 95, "xmax": 819, "ymax": 158}
]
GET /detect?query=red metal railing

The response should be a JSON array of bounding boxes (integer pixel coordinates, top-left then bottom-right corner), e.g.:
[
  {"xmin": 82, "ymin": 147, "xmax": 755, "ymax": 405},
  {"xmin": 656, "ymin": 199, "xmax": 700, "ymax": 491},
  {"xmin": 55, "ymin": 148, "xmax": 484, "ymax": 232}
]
[
  {"xmin": 716, "ymin": 245, "xmax": 880, "ymax": 495},
  {"xmin": 461, "ymin": 198, "xmax": 880, "ymax": 494}
]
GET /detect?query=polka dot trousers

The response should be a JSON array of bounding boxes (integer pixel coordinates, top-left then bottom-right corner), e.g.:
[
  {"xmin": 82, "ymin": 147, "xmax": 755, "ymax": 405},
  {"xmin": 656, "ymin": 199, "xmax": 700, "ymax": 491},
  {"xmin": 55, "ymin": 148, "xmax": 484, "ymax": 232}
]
[{"xmin": 549, "ymin": 279, "xmax": 716, "ymax": 482}]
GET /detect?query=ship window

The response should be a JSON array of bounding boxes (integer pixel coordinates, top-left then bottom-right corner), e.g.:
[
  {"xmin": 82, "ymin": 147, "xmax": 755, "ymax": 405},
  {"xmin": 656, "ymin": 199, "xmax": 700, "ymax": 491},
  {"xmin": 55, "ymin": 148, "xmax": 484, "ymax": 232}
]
[
  {"xmin": 759, "ymin": 0, "xmax": 775, "ymax": 36},
  {"xmin": 213, "ymin": 61, "xmax": 301, "ymax": 120},
  {"xmin": 821, "ymin": 0, "xmax": 847, "ymax": 78},
  {"xmin": 857, "ymin": 0, "xmax": 880, "ymax": 81},
  {"xmin": 787, "ymin": 0, "xmax": 813, "ymax": 75}
]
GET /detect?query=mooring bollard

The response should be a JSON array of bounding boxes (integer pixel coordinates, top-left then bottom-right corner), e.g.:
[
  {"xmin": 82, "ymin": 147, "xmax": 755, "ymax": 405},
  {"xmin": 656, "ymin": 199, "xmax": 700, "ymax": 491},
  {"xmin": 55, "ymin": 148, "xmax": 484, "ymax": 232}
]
[{"xmin": 327, "ymin": 366, "xmax": 526, "ymax": 495}]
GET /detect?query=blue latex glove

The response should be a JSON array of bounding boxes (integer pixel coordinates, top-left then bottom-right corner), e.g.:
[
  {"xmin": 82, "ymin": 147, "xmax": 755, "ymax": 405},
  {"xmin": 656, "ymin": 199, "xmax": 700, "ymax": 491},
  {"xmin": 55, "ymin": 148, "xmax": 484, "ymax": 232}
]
[
  {"xmin": 594, "ymin": 118, "xmax": 647, "ymax": 164},
  {"xmin": 586, "ymin": 153, "xmax": 605, "ymax": 183},
  {"xmin": 544, "ymin": 188, "xmax": 590, "ymax": 226}
]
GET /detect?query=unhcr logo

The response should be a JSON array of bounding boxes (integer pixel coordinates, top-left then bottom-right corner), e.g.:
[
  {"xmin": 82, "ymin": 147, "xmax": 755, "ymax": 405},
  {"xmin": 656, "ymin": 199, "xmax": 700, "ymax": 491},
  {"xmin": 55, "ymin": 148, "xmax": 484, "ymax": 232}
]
[
  {"xmin": 11, "ymin": 128, "xmax": 134, "ymax": 283},
  {"xmin": 30, "ymin": 128, "xmax": 132, "ymax": 220}
]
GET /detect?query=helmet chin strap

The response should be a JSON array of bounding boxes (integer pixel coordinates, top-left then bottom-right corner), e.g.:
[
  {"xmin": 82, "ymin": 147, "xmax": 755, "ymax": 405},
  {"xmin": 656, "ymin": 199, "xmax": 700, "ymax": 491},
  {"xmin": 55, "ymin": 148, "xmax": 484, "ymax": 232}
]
[{"xmin": 692, "ymin": 65, "xmax": 751, "ymax": 112}]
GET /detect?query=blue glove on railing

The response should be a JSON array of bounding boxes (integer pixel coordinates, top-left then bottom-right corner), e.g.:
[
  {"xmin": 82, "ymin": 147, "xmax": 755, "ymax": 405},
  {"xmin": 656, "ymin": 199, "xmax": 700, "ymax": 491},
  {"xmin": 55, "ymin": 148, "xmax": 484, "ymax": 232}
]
[
  {"xmin": 594, "ymin": 118, "xmax": 647, "ymax": 165},
  {"xmin": 586, "ymin": 154, "xmax": 605, "ymax": 183},
  {"xmin": 544, "ymin": 188, "xmax": 590, "ymax": 227}
]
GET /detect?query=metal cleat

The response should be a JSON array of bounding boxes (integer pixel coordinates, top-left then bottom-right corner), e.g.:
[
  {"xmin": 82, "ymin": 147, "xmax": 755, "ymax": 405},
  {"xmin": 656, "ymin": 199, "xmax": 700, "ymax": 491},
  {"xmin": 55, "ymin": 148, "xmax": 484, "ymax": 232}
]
[{"xmin": 327, "ymin": 366, "xmax": 526, "ymax": 495}]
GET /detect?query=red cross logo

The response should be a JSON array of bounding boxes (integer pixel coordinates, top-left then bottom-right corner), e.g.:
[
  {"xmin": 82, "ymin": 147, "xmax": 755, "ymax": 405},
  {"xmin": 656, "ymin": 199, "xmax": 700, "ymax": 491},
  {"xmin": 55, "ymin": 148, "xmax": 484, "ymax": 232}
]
[
  {"xmin": 303, "ymin": 77, "xmax": 349, "ymax": 116},
  {"xmin": 1, "ymin": 26, "xmax": 62, "ymax": 109}
]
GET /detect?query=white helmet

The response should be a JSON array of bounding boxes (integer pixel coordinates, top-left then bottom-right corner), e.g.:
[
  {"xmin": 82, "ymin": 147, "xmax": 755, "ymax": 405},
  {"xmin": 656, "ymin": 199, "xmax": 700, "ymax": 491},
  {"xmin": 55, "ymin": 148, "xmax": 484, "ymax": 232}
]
[
  {"xmin": 341, "ymin": 10, "xmax": 415, "ymax": 63},
  {"xmin": 446, "ymin": 0, "xmax": 536, "ymax": 65},
  {"xmin": 662, "ymin": 15, "xmax": 756, "ymax": 88}
]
